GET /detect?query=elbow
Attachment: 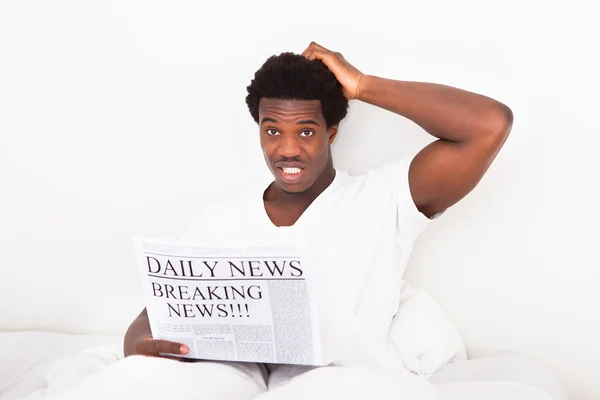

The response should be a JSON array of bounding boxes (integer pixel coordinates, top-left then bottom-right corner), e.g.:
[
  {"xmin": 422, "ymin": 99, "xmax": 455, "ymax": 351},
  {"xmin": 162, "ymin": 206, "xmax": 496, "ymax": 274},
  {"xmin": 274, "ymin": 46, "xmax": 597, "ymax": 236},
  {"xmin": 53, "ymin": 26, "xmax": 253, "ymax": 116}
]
[
  {"xmin": 490, "ymin": 103, "xmax": 514, "ymax": 140},
  {"xmin": 475, "ymin": 103, "xmax": 513, "ymax": 153}
]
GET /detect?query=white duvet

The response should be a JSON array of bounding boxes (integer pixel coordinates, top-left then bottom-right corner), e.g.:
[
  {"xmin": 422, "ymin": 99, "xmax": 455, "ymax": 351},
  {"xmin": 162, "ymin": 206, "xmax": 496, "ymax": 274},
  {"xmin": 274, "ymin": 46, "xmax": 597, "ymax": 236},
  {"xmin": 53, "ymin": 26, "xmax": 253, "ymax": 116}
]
[
  {"xmin": 19, "ymin": 348, "xmax": 438, "ymax": 400},
  {"xmin": 10, "ymin": 344, "xmax": 560, "ymax": 400},
  {"xmin": 0, "ymin": 284, "xmax": 565, "ymax": 400}
]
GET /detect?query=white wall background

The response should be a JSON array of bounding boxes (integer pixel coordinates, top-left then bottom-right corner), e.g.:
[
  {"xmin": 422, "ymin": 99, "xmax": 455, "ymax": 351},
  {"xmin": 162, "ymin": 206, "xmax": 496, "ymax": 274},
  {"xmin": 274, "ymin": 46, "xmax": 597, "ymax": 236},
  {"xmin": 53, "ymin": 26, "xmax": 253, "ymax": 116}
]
[{"xmin": 1, "ymin": 1, "xmax": 598, "ymax": 399}]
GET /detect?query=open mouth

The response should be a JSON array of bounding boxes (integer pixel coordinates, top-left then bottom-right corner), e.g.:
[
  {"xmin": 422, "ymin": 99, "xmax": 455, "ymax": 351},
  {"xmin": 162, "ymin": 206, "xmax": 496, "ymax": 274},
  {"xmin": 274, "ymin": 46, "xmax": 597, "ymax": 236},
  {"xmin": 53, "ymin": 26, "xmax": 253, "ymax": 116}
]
[{"xmin": 277, "ymin": 167, "xmax": 305, "ymax": 184}]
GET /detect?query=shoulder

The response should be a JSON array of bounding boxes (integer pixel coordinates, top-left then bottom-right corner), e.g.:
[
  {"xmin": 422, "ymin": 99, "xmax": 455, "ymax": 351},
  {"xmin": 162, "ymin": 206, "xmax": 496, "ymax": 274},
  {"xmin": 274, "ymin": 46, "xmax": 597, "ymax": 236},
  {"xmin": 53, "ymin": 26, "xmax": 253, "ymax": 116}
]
[
  {"xmin": 340, "ymin": 157, "xmax": 433, "ymax": 236},
  {"xmin": 339, "ymin": 157, "xmax": 413, "ymax": 193}
]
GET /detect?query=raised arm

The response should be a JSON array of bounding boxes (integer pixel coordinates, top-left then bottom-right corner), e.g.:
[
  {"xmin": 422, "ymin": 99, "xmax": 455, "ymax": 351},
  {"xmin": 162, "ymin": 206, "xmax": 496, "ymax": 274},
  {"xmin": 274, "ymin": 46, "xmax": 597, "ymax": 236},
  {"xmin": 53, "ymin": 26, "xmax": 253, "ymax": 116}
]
[
  {"xmin": 357, "ymin": 76, "xmax": 512, "ymax": 217},
  {"xmin": 302, "ymin": 42, "xmax": 513, "ymax": 218}
]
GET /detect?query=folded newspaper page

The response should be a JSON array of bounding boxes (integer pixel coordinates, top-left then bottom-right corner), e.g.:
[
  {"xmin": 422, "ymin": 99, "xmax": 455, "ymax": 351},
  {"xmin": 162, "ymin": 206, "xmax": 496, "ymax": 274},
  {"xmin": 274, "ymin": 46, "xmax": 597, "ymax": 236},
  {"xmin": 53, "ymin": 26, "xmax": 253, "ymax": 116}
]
[{"xmin": 133, "ymin": 237, "xmax": 323, "ymax": 366}]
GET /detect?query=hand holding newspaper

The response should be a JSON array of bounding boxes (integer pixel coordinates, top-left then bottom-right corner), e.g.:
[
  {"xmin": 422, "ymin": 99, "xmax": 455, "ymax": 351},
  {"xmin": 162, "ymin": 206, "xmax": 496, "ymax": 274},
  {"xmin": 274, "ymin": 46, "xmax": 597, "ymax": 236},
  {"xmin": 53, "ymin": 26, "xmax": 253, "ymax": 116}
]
[{"xmin": 134, "ymin": 237, "xmax": 323, "ymax": 366}]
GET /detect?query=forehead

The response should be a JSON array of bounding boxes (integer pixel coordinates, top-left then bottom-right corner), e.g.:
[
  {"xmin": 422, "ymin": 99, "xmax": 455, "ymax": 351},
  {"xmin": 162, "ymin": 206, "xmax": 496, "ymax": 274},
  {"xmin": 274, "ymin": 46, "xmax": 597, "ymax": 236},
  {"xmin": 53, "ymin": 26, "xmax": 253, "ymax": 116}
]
[{"xmin": 258, "ymin": 98, "xmax": 324, "ymax": 123}]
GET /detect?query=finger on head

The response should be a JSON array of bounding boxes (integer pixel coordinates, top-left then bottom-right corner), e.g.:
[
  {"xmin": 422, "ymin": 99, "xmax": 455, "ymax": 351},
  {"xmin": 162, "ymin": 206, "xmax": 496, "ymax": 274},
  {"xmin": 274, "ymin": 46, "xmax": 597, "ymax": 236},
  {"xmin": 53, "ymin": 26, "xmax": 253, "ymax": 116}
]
[
  {"xmin": 309, "ymin": 41, "xmax": 330, "ymax": 52},
  {"xmin": 308, "ymin": 49, "xmax": 326, "ymax": 61}
]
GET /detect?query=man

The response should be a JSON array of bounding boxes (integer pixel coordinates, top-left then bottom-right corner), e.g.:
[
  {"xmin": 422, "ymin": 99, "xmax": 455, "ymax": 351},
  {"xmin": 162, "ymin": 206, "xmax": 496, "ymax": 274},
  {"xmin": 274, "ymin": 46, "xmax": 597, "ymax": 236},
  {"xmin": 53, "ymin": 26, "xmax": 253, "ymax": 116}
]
[{"xmin": 123, "ymin": 42, "xmax": 513, "ymax": 398}]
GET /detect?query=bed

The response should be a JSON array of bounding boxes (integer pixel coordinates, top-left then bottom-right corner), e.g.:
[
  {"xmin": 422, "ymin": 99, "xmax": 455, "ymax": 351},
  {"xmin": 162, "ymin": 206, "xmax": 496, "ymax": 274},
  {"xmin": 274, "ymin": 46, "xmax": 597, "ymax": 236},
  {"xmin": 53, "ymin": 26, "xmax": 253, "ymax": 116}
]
[{"xmin": 0, "ymin": 330, "xmax": 568, "ymax": 400}]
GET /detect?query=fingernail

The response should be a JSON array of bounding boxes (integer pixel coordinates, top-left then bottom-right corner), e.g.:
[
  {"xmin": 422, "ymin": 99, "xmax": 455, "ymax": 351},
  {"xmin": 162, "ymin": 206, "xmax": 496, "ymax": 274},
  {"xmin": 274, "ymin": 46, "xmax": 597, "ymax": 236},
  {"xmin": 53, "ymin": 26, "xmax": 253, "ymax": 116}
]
[{"xmin": 180, "ymin": 345, "xmax": 189, "ymax": 354}]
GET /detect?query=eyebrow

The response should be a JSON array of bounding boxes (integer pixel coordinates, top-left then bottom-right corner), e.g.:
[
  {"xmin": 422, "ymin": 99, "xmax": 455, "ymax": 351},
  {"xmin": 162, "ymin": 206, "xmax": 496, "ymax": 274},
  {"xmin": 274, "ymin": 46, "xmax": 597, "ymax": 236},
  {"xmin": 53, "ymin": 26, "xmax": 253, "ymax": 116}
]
[
  {"xmin": 260, "ymin": 117, "xmax": 321, "ymax": 126},
  {"xmin": 297, "ymin": 120, "xmax": 320, "ymax": 126}
]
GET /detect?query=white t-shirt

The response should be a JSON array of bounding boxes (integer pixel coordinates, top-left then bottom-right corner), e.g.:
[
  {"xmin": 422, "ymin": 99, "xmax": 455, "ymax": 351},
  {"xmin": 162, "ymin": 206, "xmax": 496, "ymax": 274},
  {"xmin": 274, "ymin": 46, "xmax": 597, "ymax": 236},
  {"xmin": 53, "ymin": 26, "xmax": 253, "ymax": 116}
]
[{"xmin": 182, "ymin": 157, "xmax": 432, "ymax": 367}]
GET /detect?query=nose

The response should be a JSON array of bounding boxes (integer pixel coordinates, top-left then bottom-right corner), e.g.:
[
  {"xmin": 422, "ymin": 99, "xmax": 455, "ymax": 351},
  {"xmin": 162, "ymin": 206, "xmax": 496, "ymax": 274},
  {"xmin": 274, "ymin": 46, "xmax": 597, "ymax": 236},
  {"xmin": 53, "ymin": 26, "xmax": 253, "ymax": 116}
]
[{"xmin": 277, "ymin": 135, "xmax": 302, "ymax": 158}]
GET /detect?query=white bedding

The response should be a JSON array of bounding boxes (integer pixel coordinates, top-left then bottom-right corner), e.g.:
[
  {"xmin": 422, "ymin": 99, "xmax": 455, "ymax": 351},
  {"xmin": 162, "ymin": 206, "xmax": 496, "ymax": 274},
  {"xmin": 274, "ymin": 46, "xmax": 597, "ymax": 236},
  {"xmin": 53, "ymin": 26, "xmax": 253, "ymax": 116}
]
[
  {"xmin": 0, "ymin": 332, "xmax": 121, "ymax": 400},
  {"xmin": 0, "ymin": 331, "xmax": 567, "ymax": 400}
]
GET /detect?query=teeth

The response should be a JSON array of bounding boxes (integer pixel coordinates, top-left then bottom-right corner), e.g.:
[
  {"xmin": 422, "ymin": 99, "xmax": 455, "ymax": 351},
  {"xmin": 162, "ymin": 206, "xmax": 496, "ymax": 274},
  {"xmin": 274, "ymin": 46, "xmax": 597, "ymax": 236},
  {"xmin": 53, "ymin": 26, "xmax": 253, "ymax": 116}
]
[{"xmin": 282, "ymin": 167, "xmax": 301, "ymax": 174}]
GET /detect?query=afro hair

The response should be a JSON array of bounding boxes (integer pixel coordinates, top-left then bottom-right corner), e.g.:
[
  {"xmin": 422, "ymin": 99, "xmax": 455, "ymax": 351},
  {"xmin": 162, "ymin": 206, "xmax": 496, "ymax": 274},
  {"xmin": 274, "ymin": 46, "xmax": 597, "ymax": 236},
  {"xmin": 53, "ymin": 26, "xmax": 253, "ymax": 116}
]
[{"xmin": 245, "ymin": 52, "xmax": 349, "ymax": 128}]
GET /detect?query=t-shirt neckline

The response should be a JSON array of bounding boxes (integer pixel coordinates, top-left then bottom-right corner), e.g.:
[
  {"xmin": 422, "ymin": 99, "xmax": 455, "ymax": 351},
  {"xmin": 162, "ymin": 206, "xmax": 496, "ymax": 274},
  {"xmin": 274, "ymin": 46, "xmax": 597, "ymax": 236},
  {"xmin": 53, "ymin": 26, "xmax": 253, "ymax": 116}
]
[{"xmin": 259, "ymin": 169, "xmax": 342, "ymax": 229}]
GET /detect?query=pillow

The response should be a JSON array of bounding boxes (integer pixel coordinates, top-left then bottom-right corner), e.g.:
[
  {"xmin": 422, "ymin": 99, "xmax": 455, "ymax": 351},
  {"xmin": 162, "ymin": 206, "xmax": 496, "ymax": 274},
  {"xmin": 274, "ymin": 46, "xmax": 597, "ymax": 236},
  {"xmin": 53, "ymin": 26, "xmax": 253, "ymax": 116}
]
[{"xmin": 389, "ymin": 282, "xmax": 467, "ymax": 376}]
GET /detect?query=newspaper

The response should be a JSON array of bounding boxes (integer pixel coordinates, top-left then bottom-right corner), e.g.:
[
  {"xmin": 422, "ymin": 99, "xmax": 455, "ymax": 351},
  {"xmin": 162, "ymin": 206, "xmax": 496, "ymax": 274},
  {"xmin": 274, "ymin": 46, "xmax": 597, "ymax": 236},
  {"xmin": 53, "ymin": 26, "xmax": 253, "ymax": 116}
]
[{"xmin": 133, "ymin": 237, "xmax": 323, "ymax": 366}]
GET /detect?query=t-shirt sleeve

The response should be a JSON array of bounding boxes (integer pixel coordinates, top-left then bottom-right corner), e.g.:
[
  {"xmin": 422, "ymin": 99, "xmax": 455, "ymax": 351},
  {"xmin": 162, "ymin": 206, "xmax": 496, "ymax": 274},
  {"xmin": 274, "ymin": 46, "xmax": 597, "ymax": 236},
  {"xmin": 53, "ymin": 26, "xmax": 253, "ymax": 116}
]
[{"xmin": 365, "ymin": 156, "xmax": 435, "ymax": 240}]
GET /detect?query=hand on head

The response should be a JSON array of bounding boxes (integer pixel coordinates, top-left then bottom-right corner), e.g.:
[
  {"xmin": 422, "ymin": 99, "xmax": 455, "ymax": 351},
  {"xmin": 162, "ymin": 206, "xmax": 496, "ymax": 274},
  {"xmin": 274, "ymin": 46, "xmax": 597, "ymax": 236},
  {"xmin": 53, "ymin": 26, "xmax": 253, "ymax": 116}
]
[{"xmin": 301, "ymin": 41, "xmax": 364, "ymax": 101}]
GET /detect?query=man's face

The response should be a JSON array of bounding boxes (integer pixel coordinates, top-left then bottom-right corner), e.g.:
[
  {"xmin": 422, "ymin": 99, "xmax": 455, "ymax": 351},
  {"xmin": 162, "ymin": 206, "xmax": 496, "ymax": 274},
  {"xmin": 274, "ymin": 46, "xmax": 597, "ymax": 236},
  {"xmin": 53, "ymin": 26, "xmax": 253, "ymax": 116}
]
[{"xmin": 259, "ymin": 98, "xmax": 338, "ymax": 194}]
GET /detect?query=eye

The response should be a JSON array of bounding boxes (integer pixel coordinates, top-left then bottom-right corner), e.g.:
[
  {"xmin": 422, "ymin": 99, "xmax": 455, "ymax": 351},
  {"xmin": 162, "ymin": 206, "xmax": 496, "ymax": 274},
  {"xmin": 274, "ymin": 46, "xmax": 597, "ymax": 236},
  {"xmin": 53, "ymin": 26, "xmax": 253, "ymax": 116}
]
[
  {"xmin": 266, "ymin": 129, "xmax": 280, "ymax": 136},
  {"xmin": 299, "ymin": 130, "xmax": 314, "ymax": 137}
]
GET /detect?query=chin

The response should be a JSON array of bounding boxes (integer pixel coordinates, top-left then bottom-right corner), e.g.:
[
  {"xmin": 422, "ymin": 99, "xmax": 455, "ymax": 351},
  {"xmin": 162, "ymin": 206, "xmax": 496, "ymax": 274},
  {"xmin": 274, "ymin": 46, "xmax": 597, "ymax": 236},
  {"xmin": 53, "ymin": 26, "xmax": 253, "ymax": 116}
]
[{"xmin": 276, "ymin": 180, "xmax": 310, "ymax": 194}]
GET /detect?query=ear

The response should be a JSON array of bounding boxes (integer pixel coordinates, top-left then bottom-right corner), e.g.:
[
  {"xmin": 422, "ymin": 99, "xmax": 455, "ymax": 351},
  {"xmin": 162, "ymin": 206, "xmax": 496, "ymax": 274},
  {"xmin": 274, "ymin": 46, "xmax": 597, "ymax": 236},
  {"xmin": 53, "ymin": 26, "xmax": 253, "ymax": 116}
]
[{"xmin": 328, "ymin": 125, "xmax": 339, "ymax": 145}]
